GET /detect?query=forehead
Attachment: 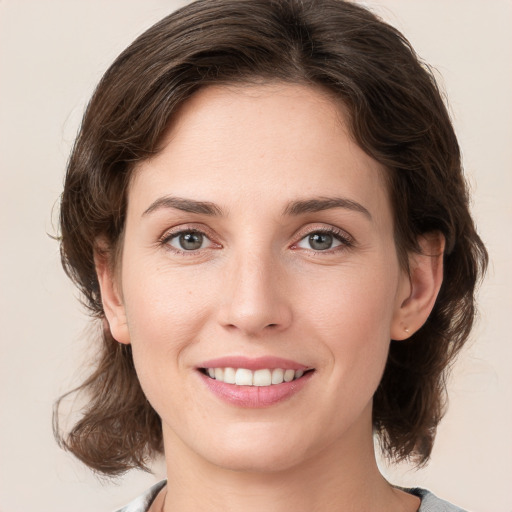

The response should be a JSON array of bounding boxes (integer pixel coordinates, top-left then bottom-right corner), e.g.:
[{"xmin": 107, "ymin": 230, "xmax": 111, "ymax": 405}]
[{"xmin": 130, "ymin": 83, "xmax": 390, "ymax": 221}]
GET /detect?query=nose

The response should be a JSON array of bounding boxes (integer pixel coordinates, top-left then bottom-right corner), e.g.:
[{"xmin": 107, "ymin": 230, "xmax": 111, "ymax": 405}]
[{"xmin": 217, "ymin": 249, "xmax": 293, "ymax": 337}]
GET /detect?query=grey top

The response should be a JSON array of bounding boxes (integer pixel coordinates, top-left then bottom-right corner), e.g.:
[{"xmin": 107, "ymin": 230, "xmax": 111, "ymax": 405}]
[{"xmin": 115, "ymin": 480, "xmax": 468, "ymax": 512}]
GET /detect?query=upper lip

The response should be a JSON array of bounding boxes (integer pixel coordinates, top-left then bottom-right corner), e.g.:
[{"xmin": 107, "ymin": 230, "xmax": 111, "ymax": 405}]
[{"xmin": 197, "ymin": 356, "xmax": 311, "ymax": 371}]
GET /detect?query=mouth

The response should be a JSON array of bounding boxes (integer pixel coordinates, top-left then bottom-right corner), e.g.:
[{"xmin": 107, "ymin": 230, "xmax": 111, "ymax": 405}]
[
  {"xmin": 199, "ymin": 367, "xmax": 315, "ymax": 386},
  {"xmin": 196, "ymin": 357, "xmax": 316, "ymax": 407}
]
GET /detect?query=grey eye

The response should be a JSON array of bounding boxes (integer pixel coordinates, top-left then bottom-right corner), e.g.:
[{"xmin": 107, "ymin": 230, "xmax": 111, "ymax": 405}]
[
  {"xmin": 309, "ymin": 233, "xmax": 333, "ymax": 250},
  {"xmin": 169, "ymin": 231, "xmax": 208, "ymax": 251},
  {"xmin": 297, "ymin": 232, "xmax": 342, "ymax": 251}
]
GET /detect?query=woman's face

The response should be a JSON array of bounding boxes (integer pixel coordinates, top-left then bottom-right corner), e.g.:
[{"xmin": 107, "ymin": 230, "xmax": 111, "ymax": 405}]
[{"xmin": 104, "ymin": 83, "xmax": 412, "ymax": 472}]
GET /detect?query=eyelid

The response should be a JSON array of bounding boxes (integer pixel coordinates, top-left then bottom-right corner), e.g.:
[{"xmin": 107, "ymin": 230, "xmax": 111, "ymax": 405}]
[
  {"xmin": 290, "ymin": 224, "xmax": 355, "ymax": 252},
  {"xmin": 157, "ymin": 222, "xmax": 354, "ymax": 255},
  {"xmin": 159, "ymin": 224, "xmax": 222, "ymax": 253}
]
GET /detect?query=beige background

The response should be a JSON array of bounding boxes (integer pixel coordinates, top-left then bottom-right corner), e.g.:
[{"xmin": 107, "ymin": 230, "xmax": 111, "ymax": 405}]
[{"xmin": 0, "ymin": 1, "xmax": 510, "ymax": 511}]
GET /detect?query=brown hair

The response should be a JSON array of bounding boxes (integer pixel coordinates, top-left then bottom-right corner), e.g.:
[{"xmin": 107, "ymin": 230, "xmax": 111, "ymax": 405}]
[{"xmin": 55, "ymin": 0, "xmax": 488, "ymax": 475}]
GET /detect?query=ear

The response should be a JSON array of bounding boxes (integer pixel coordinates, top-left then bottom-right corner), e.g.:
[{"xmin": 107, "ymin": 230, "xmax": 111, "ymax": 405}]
[
  {"xmin": 94, "ymin": 241, "xmax": 130, "ymax": 345},
  {"xmin": 391, "ymin": 233, "xmax": 445, "ymax": 341}
]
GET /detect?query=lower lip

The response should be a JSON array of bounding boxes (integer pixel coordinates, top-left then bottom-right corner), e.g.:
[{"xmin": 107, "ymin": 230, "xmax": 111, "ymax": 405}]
[{"xmin": 199, "ymin": 371, "xmax": 314, "ymax": 408}]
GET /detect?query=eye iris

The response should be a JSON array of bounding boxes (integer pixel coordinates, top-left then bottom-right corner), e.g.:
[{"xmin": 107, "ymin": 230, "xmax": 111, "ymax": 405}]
[
  {"xmin": 309, "ymin": 232, "xmax": 333, "ymax": 250},
  {"xmin": 179, "ymin": 232, "xmax": 203, "ymax": 250}
]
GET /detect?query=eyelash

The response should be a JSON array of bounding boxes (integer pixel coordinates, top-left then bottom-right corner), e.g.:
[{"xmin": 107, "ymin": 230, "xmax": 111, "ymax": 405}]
[
  {"xmin": 159, "ymin": 226, "xmax": 217, "ymax": 255},
  {"xmin": 292, "ymin": 226, "xmax": 354, "ymax": 253},
  {"xmin": 159, "ymin": 225, "xmax": 354, "ymax": 255}
]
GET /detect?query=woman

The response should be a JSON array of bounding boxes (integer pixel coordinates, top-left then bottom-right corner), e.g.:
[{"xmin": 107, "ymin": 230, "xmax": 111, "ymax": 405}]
[{"xmin": 55, "ymin": 0, "xmax": 487, "ymax": 511}]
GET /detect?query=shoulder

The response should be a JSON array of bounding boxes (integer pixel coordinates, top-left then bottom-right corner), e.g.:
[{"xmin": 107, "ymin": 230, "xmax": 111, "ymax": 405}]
[
  {"xmin": 114, "ymin": 480, "xmax": 167, "ymax": 512},
  {"xmin": 114, "ymin": 482, "xmax": 466, "ymax": 512},
  {"xmin": 409, "ymin": 488, "xmax": 469, "ymax": 512}
]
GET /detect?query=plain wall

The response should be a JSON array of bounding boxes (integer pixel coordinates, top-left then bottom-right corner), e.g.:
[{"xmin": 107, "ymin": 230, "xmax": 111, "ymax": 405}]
[{"xmin": 0, "ymin": 1, "xmax": 510, "ymax": 511}]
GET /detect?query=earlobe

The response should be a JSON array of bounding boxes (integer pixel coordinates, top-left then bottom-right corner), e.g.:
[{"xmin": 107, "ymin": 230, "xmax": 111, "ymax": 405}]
[
  {"xmin": 391, "ymin": 233, "xmax": 445, "ymax": 341},
  {"xmin": 94, "ymin": 242, "xmax": 130, "ymax": 345}
]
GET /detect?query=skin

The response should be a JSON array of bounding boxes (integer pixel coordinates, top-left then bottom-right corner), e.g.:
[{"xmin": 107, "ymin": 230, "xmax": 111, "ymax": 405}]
[{"xmin": 96, "ymin": 83, "xmax": 443, "ymax": 512}]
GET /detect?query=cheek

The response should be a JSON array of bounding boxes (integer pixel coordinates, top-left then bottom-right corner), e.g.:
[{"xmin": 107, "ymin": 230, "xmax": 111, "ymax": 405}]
[
  {"xmin": 123, "ymin": 254, "xmax": 210, "ymax": 326},
  {"xmin": 121, "ymin": 265, "xmax": 212, "ymax": 377},
  {"xmin": 119, "ymin": 273, "xmax": 215, "ymax": 429},
  {"xmin": 301, "ymin": 263, "xmax": 399, "ymax": 380},
  {"xmin": 302, "ymin": 260, "xmax": 399, "ymax": 335}
]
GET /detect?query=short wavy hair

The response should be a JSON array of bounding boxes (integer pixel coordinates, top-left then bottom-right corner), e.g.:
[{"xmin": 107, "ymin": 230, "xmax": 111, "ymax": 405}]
[{"xmin": 55, "ymin": 0, "xmax": 488, "ymax": 475}]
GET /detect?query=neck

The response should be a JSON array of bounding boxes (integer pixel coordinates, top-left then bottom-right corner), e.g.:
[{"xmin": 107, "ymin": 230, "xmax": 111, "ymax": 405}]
[{"xmin": 160, "ymin": 411, "xmax": 418, "ymax": 512}]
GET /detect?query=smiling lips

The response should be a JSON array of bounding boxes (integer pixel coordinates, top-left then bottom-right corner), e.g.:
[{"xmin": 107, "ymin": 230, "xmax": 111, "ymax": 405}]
[
  {"xmin": 203, "ymin": 367, "xmax": 306, "ymax": 386},
  {"xmin": 197, "ymin": 356, "xmax": 314, "ymax": 407}
]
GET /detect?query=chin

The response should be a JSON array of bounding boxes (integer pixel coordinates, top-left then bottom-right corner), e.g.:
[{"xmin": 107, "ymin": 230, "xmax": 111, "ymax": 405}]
[
  {"xmin": 196, "ymin": 424, "xmax": 310, "ymax": 474},
  {"xmin": 208, "ymin": 447, "xmax": 304, "ymax": 474}
]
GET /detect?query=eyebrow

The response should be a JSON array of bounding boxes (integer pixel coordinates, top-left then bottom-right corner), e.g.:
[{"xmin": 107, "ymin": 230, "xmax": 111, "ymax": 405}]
[
  {"xmin": 142, "ymin": 195, "xmax": 371, "ymax": 220},
  {"xmin": 142, "ymin": 196, "xmax": 224, "ymax": 217},
  {"xmin": 283, "ymin": 197, "xmax": 372, "ymax": 220}
]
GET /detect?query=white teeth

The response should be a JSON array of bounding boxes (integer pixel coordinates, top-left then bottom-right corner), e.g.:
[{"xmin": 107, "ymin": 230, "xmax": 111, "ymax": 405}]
[
  {"xmin": 204, "ymin": 367, "xmax": 309, "ymax": 386},
  {"xmin": 253, "ymin": 369, "xmax": 272, "ymax": 386},
  {"xmin": 284, "ymin": 369, "xmax": 295, "ymax": 382},
  {"xmin": 271, "ymin": 368, "xmax": 284, "ymax": 384},
  {"xmin": 223, "ymin": 367, "xmax": 236, "ymax": 384},
  {"xmin": 235, "ymin": 368, "xmax": 253, "ymax": 386}
]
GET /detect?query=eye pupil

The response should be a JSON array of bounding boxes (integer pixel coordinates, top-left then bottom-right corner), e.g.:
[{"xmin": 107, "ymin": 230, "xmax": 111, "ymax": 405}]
[
  {"xmin": 179, "ymin": 232, "xmax": 203, "ymax": 250},
  {"xmin": 309, "ymin": 233, "xmax": 333, "ymax": 250}
]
